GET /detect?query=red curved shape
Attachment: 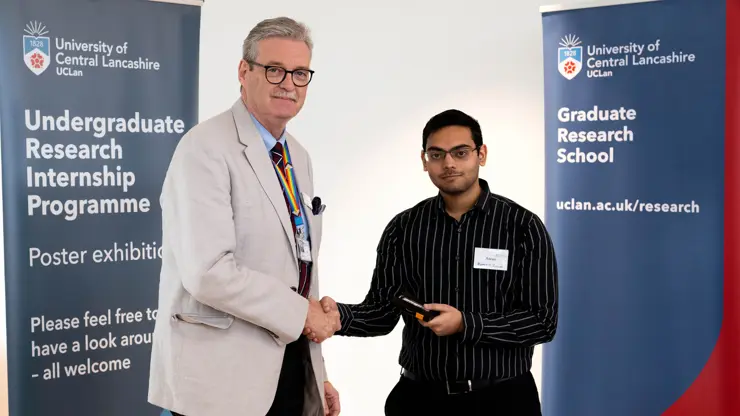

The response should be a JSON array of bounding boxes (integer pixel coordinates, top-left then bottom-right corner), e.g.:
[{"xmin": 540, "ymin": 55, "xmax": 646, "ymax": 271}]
[{"xmin": 662, "ymin": 1, "xmax": 740, "ymax": 414}]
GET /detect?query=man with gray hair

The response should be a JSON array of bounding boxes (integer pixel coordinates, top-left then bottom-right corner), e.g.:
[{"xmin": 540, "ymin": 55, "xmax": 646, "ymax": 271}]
[{"xmin": 148, "ymin": 16, "xmax": 341, "ymax": 416}]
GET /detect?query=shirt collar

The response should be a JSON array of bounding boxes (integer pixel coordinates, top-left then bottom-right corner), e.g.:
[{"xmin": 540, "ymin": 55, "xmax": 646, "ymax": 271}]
[
  {"xmin": 435, "ymin": 178, "xmax": 493, "ymax": 214},
  {"xmin": 248, "ymin": 111, "xmax": 286, "ymax": 151}
]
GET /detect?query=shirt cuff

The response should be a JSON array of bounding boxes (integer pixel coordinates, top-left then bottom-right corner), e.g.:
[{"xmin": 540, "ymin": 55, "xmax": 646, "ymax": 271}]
[
  {"xmin": 461, "ymin": 312, "xmax": 484, "ymax": 344},
  {"xmin": 336, "ymin": 303, "xmax": 354, "ymax": 334}
]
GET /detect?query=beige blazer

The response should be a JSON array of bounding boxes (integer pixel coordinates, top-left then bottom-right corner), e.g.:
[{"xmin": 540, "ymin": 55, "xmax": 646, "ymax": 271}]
[{"xmin": 148, "ymin": 99, "xmax": 327, "ymax": 416}]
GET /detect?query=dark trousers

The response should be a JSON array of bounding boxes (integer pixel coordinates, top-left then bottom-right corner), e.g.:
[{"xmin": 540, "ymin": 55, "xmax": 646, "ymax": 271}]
[
  {"xmin": 384, "ymin": 371, "xmax": 542, "ymax": 416},
  {"xmin": 266, "ymin": 336, "xmax": 308, "ymax": 415},
  {"xmin": 171, "ymin": 337, "xmax": 308, "ymax": 416}
]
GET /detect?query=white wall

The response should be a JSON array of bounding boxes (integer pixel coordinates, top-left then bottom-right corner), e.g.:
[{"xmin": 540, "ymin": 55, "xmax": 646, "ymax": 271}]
[
  {"xmin": 199, "ymin": 1, "xmax": 547, "ymax": 415},
  {"xmin": 0, "ymin": 1, "xmax": 549, "ymax": 415}
]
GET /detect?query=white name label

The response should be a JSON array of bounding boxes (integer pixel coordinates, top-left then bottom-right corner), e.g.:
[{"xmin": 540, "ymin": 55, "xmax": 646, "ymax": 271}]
[{"xmin": 473, "ymin": 248, "xmax": 509, "ymax": 271}]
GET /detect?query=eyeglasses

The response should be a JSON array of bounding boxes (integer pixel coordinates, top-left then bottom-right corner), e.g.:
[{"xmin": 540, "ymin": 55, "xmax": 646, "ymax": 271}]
[
  {"xmin": 424, "ymin": 146, "xmax": 480, "ymax": 162},
  {"xmin": 248, "ymin": 60, "xmax": 314, "ymax": 87}
]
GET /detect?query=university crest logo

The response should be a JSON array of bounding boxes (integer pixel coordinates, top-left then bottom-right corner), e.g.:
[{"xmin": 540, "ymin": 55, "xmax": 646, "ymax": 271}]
[
  {"xmin": 558, "ymin": 34, "xmax": 582, "ymax": 80},
  {"xmin": 23, "ymin": 21, "xmax": 51, "ymax": 76}
]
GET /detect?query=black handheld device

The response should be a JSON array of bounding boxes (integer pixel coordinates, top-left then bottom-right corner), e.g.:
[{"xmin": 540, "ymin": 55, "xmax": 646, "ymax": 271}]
[{"xmin": 390, "ymin": 292, "xmax": 440, "ymax": 322}]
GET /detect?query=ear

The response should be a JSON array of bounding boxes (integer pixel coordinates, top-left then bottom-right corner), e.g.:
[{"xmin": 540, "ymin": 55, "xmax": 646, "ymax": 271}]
[
  {"xmin": 238, "ymin": 59, "xmax": 249, "ymax": 87},
  {"xmin": 420, "ymin": 150, "xmax": 428, "ymax": 171},
  {"xmin": 478, "ymin": 144, "xmax": 487, "ymax": 167}
]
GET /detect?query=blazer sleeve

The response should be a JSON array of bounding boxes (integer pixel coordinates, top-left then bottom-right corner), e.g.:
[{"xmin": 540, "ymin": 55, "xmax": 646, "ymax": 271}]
[{"xmin": 162, "ymin": 131, "xmax": 309, "ymax": 344}]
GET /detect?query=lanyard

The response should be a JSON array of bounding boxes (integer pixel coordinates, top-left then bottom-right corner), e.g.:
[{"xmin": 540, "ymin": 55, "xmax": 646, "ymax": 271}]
[{"xmin": 272, "ymin": 143, "xmax": 301, "ymax": 217}]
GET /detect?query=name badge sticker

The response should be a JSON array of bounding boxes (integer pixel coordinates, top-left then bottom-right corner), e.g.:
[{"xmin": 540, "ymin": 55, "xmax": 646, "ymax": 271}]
[{"xmin": 473, "ymin": 248, "xmax": 509, "ymax": 271}]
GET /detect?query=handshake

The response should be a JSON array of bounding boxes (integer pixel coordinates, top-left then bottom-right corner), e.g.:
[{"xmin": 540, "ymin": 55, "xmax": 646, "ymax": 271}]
[{"xmin": 303, "ymin": 296, "xmax": 341, "ymax": 343}]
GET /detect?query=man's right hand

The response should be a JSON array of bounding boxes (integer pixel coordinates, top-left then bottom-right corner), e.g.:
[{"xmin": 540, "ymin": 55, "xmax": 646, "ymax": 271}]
[
  {"xmin": 320, "ymin": 296, "xmax": 338, "ymax": 314},
  {"xmin": 304, "ymin": 297, "xmax": 339, "ymax": 343},
  {"xmin": 321, "ymin": 296, "xmax": 341, "ymax": 336}
]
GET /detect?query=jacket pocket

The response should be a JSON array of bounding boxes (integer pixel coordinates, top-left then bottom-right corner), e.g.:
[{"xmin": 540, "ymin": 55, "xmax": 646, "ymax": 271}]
[{"xmin": 172, "ymin": 313, "xmax": 234, "ymax": 329}]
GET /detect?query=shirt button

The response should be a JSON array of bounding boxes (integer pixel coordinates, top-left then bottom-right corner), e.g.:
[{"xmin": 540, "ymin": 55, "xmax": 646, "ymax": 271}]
[{"xmin": 457, "ymin": 227, "xmax": 462, "ymax": 233}]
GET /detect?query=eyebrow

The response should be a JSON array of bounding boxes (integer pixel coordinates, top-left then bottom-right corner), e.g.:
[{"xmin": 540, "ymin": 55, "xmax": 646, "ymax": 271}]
[
  {"xmin": 265, "ymin": 61, "xmax": 311, "ymax": 70},
  {"xmin": 426, "ymin": 144, "xmax": 474, "ymax": 151}
]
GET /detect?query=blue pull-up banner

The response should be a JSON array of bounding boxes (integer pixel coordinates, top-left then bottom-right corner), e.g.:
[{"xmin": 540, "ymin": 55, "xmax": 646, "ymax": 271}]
[
  {"xmin": 540, "ymin": 0, "xmax": 738, "ymax": 415},
  {"xmin": 0, "ymin": 0, "xmax": 201, "ymax": 414}
]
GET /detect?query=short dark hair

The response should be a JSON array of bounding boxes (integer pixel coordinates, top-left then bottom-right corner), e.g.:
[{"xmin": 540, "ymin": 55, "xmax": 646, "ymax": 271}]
[{"xmin": 422, "ymin": 109, "xmax": 483, "ymax": 149}]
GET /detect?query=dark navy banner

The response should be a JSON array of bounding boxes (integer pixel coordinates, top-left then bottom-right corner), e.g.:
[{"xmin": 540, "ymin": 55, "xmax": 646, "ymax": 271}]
[
  {"xmin": 0, "ymin": 0, "xmax": 201, "ymax": 414},
  {"xmin": 540, "ymin": 1, "xmax": 728, "ymax": 415}
]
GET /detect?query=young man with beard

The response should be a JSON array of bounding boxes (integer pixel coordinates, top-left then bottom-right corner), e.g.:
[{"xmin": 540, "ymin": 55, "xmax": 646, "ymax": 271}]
[{"xmin": 317, "ymin": 109, "xmax": 559, "ymax": 415}]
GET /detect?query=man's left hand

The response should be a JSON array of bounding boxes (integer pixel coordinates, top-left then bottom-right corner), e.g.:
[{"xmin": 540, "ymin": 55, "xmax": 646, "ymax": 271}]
[
  {"xmin": 324, "ymin": 380, "xmax": 340, "ymax": 415},
  {"xmin": 420, "ymin": 303, "xmax": 464, "ymax": 337}
]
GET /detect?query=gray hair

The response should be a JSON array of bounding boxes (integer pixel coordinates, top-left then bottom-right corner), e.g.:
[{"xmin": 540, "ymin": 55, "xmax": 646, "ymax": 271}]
[{"xmin": 242, "ymin": 17, "xmax": 313, "ymax": 63}]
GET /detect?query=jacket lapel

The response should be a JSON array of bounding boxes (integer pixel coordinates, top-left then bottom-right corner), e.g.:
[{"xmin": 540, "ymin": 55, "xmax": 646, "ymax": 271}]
[{"xmin": 230, "ymin": 99, "xmax": 297, "ymax": 263}]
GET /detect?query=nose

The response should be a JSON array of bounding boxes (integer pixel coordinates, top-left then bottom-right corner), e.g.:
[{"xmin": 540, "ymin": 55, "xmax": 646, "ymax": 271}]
[
  {"xmin": 279, "ymin": 75, "xmax": 295, "ymax": 91},
  {"xmin": 442, "ymin": 153, "xmax": 457, "ymax": 168}
]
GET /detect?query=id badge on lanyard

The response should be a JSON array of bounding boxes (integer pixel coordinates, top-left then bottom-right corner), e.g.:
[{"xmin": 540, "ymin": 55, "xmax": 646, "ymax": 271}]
[{"xmin": 295, "ymin": 221, "xmax": 312, "ymax": 262}]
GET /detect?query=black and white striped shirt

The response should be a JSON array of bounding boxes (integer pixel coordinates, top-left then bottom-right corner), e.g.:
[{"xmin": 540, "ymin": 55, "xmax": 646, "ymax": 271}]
[{"xmin": 335, "ymin": 179, "xmax": 558, "ymax": 381}]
